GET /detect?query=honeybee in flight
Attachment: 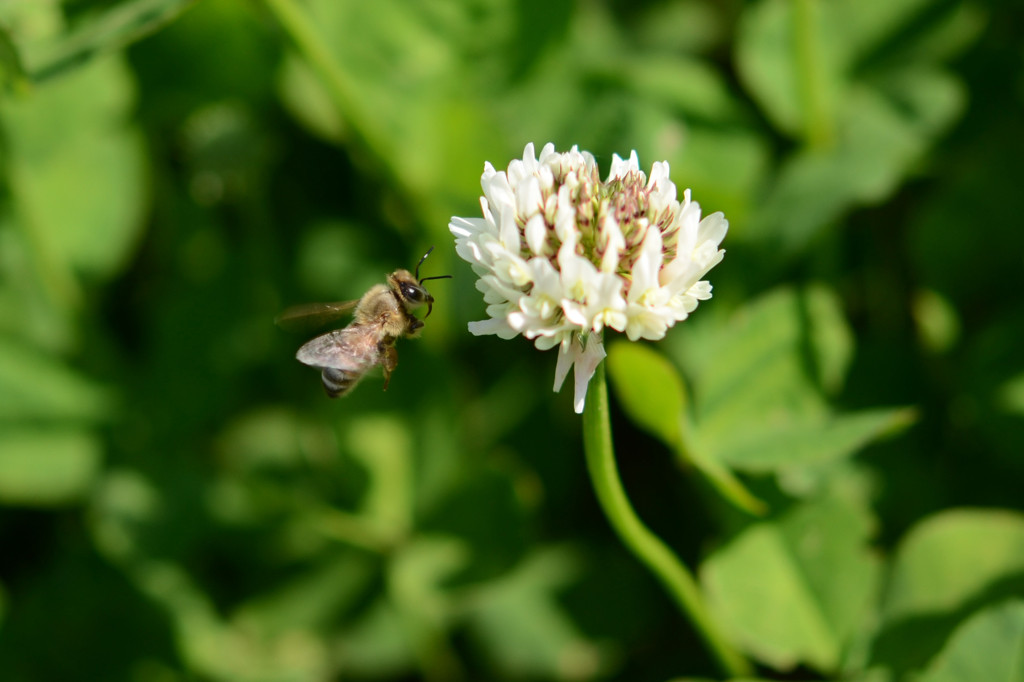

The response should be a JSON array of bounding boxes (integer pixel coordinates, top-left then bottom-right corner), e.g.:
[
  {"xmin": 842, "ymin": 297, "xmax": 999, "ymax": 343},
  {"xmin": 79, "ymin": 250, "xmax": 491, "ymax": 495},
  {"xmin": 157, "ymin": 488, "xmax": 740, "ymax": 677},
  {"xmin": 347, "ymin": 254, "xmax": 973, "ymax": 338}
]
[{"xmin": 277, "ymin": 247, "xmax": 451, "ymax": 397}]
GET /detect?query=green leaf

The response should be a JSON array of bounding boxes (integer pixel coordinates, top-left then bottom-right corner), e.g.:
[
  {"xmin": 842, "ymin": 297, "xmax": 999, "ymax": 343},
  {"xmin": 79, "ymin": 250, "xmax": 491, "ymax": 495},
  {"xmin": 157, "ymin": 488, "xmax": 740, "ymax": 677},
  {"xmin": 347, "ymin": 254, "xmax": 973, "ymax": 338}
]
[
  {"xmin": 24, "ymin": 0, "xmax": 199, "ymax": 83},
  {"xmin": 671, "ymin": 675, "xmax": 815, "ymax": 679},
  {"xmin": 708, "ymin": 406, "xmax": 917, "ymax": 473},
  {"xmin": 215, "ymin": 406, "xmax": 335, "ymax": 472},
  {"xmin": 336, "ymin": 599, "xmax": 417, "ymax": 678},
  {"xmin": 382, "ymin": 535, "xmax": 473, "ymax": 679},
  {"xmin": 274, "ymin": 0, "xmax": 504, "ymax": 232},
  {"xmin": 667, "ymin": 125, "xmax": 771, "ymax": 230},
  {"xmin": 675, "ymin": 286, "xmax": 913, "ymax": 474},
  {"xmin": 465, "ymin": 547, "xmax": 605, "ymax": 680},
  {"xmin": 0, "ymin": 26, "xmax": 29, "ymax": 91},
  {"xmin": 828, "ymin": 0, "xmax": 936, "ymax": 65},
  {"xmin": 127, "ymin": 559, "xmax": 335, "ymax": 682},
  {"xmin": 596, "ymin": 54, "xmax": 751, "ymax": 125},
  {"xmin": 997, "ymin": 372, "xmax": 1024, "ymax": 416},
  {"xmin": 748, "ymin": 78, "xmax": 964, "ymax": 252},
  {"xmin": 735, "ymin": 0, "xmax": 972, "ymax": 141},
  {"xmin": 0, "ymin": 429, "xmax": 102, "ymax": 505},
  {"xmin": 390, "ymin": 536, "xmax": 470, "ymax": 614},
  {"xmin": 882, "ymin": 509, "xmax": 1024, "ymax": 623},
  {"xmin": 0, "ymin": 336, "xmax": 112, "ymax": 421},
  {"xmin": 608, "ymin": 341, "xmax": 766, "ymax": 515},
  {"xmin": 917, "ymin": 600, "xmax": 1024, "ymax": 682},
  {"xmin": 607, "ymin": 342, "xmax": 687, "ymax": 449},
  {"xmin": 2, "ymin": 55, "xmax": 148, "ymax": 282},
  {"xmin": 735, "ymin": 0, "xmax": 975, "ymax": 252},
  {"xmin": 346, "ymin": 415, "xmax": 414, "ymax": 539},
  {"xmin": 419, "ymin": 466, "xmax": 531, "ymax": 583},
  {"xmin": 89, "ymin": 470, "xmax": 163, "ymax": 562},
  {"xmin": 735, "ymin": 0, "xmax": 844, "ymax": 138},
  {"xmin": 701, "ymin": 497, "xmax": 881, "ymax": 672},
  {"xmin": 671, "ymin": 675, "xmax": 782, "ymax": 679},
  {"xmin": 912, "ymin": 289, "xmax": 961, "ymax": 354},
  {"xmin": 885, "ymin": 2, "xmax": 987, "ymax": 65},
  {"xmin": 277, "ymin": 56, "xmax": 347, "ymax": 144},
  {"xmin": 680, "ymin": 286, "xmax": 852, "ymax": 420},
  {"xmin": 867, "ymin": 509, "xmax": 1024, "ymax": 678}
]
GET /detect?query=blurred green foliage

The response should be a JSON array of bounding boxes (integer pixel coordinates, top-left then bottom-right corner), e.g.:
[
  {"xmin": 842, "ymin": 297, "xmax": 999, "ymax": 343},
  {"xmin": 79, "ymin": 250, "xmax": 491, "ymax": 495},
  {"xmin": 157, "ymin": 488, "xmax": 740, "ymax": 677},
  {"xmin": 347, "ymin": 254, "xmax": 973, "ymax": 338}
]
[{"xmin": 1, "ymin": 0, "xmax": 1022, "ymax": 680}]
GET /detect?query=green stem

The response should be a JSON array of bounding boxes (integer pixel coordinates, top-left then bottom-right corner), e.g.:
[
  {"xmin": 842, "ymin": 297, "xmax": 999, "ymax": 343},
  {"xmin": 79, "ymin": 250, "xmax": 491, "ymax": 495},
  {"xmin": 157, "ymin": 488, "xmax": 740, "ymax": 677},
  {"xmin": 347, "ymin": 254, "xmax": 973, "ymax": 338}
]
[
  {"xmin": 583, "ymin": 361, "xmax": 752, "ymax": 678},
  {"xmin": 260, "ymin": 0, "xmax": 372, "ymax": 146},
  {"xmin": 793, "ymin": 0, "xmax": 832, "ymax": 149},
  {"xmin": 259, "ymin": 0, "xmax": 418, "ymax": 214}
]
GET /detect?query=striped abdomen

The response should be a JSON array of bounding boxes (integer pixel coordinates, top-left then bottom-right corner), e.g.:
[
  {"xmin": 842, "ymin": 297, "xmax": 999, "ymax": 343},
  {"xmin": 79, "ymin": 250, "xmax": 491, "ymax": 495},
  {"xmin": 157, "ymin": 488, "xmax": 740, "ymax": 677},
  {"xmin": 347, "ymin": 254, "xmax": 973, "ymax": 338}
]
[
  {"xmin": 296, "ymin": 326, "xmax": 382, "ymax": 398},
  {"xmin": 320, "ymin": 367, "xmax": 363, "ymax": 398}
]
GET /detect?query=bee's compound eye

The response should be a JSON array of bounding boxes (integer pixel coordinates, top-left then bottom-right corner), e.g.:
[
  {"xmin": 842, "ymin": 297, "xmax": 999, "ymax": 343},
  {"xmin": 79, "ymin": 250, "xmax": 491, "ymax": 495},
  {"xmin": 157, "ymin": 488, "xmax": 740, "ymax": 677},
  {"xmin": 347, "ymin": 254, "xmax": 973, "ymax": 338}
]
[{"xmin": 402, "ymin": 285, "xmax": 424, "ymax": 302}]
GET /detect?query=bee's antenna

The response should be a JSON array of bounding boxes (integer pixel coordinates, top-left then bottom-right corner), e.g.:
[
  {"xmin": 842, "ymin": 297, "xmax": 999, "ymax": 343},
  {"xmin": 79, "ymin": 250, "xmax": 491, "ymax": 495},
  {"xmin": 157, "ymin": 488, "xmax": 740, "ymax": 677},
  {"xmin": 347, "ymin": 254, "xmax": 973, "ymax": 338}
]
[
  {"xmin": 414, "ymin": 246, "xmax": 435, "ymax": 281},
  {"xmin": 415, "ymin": 246, "xmax": 452, "ymax": 285}
]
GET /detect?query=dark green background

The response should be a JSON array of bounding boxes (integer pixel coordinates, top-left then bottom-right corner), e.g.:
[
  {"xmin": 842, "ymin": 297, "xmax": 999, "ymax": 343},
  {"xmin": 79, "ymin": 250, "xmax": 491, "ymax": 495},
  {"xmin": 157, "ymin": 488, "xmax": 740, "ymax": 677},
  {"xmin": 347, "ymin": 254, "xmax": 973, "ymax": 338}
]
[{"xmin": 1, "ymin": 0, "xmax": 1022, "ymax": 680}]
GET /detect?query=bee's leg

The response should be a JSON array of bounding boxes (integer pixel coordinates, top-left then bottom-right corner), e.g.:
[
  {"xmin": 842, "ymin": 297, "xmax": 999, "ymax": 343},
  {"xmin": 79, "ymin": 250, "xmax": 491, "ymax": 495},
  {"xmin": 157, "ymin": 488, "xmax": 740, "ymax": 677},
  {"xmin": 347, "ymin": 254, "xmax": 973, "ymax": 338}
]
[{"xmin": 381, "ymin": 346, "xmax": 398, "ymax": 391}]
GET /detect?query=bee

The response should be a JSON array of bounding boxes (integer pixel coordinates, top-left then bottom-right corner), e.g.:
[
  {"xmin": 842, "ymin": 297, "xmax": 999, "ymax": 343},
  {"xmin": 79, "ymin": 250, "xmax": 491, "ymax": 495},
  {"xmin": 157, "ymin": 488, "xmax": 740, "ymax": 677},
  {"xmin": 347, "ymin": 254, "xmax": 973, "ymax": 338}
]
[{"xmin": 277, "ymin": 247, "xmax": 451, "ymax": 398}]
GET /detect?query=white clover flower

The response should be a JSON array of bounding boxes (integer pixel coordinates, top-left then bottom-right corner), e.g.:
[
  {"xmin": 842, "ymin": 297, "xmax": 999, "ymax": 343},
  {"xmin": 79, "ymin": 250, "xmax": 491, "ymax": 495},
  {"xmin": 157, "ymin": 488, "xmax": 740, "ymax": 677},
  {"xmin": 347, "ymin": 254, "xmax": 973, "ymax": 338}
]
[{"xmin": 451, "ymin": 143, "xmax": 727, "ymax": 413}]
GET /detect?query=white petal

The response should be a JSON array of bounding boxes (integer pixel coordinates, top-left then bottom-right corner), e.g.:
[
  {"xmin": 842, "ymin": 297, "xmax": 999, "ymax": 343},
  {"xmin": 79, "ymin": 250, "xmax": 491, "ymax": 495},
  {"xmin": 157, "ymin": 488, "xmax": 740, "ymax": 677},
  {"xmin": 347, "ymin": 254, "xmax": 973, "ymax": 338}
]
[
  {"xmin": 535, "ymin": 332, "xmax": 566, "ymax": 351},
  {"xmin": 647, "ymin": 161, "xmax": 677, "ymax": 213},
  {"xmin": 553, "ymin": 337, "xmax": 578, "ymax": 392},
  {"xmin": 507, "ymin": 142, "xmax": 540, "ymax": 184},
  {"xmin": 483, "ymin": 171, "xmax": 515, "ymax": 215},
  {"xmin": 522, "ymin": 142, "xmax": 540, "ymax": 173},
  {"xmin": 491, "ymin": 252, "xmax": 532, "ymax": 287},
  {"xmin": 625, "ymin": 304, "xmax": 670, "ymax": 341},
  {"xmin": 667, "ymin": 294, "xmax": 699, "ymax": 319},
  {"xmin": 629, "ymin": 226, "xmax": 663, "ymax": 301},
  {"xmin": 563, "ymin": 301, "xmax": 589, "ymax": 328},
  {"xmin": 527, "ymin": 257, "xmax": 562, "ymax": 299},
  {"xmin": 697, "ymin": 211, "xmax": 728, "ymax": 247},
  {"xmin": 688, "ymin": 280, "xmax": 714, "ymax": 300},
  {"xmin": 674, "ymin": 200, "xmax": 702, "ymax": 256},
  {"xmin": 571, "ymin": 334, "xmax": 606, "ymax": 414},
  {"xmin": 587, "ymin": 272, "xmax": 627, "ymax": 333},
  {"xmin": 448, "ymin": 216, "xmax": 490, "ymax": 239},
  {"xmin": 558, "ymin": 250, "xmax": 597, "ymax": 302},
  {"xmin": 524, "ymin": 214, "xmax": 548, "ymax": 256},
  {"xmin": 537, "ymin": 164, "xmax": 555, "ymax": 192},
  {"xmin": 516, "ymin": 174, "xmax": 543, "ymax": 220},
  {"xmin": 454, "ymin": 238, "xmax": 486, "ymax": 268},
  {"xmin": 607, "ymin": 150, "xmax": 640, "ymax": 181},
  {"xmin": 479, "ymin": 277, "xmax": 516, "ymax": 305},
  {"xmin": 497, "ymin": 201, "xmax": 521, "ymax": 253},
  {"xmin": 537, "ymin": 142, "xmax": 559, "ymax": 166},
  {"xmin": 600, "ymin": 215, "xmax": 624, "ymax": 273},
  {"xmin": 507, "ymin": 310, "xmax": 528, "ymax": 331},
  {"xmin": 554, "ymin": 184, "xmax": 578, "ymax": 243},
  {"xmin": 468, "ymin": 317, "xmax": 519, "ymax": 339}
]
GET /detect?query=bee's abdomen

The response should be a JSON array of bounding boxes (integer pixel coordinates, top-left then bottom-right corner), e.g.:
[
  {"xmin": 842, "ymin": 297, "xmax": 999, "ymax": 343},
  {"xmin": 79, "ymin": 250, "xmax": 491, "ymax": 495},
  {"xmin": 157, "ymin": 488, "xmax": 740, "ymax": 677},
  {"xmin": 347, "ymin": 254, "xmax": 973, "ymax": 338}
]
[{"xmin": 321, "ymin": 368, "xmax": 361, "ymax": 398}]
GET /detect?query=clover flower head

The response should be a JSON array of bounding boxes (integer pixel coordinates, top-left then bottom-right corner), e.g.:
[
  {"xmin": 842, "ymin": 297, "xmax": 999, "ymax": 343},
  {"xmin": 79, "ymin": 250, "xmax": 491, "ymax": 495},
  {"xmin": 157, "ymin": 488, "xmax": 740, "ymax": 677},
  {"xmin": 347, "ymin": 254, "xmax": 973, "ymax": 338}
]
[{"xmin": 450, "ymin": 143, "xmax": 727, "ymax": 413}]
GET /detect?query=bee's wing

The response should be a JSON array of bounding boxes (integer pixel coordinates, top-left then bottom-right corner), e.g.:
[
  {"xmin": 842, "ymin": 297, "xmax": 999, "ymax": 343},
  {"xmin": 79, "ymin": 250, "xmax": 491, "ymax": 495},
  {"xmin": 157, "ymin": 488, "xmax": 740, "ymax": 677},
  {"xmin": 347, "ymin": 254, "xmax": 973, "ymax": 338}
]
[
  {"xmin": 296, "ymin": 325, "xmax": 382, "ymax": 371},
  {"xmin": 274, "ymin": 300, "xmax": 359, "ymax": 333}
]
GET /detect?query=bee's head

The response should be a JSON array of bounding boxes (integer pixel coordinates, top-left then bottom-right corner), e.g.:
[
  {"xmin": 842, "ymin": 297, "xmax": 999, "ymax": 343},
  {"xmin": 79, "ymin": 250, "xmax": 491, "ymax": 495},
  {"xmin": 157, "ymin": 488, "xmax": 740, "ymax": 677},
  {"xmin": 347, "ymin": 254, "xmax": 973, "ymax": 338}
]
[
  {"xmin": 389, "ymin": 247, "xmax": 451, "ymax": 318},
  {"xmin": 389, "ymin": 270, "xmax": 433, "ymax": 312}
]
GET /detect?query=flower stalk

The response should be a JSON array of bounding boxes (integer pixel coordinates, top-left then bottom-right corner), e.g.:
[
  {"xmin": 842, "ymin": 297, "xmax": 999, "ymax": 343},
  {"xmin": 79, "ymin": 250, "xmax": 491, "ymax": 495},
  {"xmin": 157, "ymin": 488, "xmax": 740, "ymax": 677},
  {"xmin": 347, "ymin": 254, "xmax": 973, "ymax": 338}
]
[{"xmin": 582, "ymin": 360, "xmax": 752, "ymax": 678}]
